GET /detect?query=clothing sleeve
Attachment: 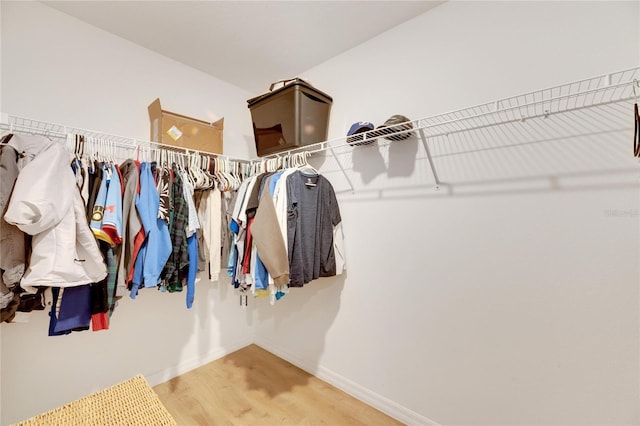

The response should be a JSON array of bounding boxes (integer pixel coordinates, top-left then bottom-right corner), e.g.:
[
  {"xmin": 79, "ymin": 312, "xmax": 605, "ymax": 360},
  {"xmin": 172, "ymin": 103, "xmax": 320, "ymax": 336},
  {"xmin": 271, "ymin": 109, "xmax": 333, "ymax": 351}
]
[
  {"xmin": 195, "ymin": 191, "xmax": 208, "ymax": 272},
  {"xmin": 209, "ymin": 188, "xmax": 222, "ymax": 281},
  {"xmin": 252, "ymin": 190, "xmax": 290, "ymax": 287},
  {"xmin": 117, "ymin": 162, "xmax": 141, "ymax": 294},
  {"xmin": 286, "ymin": 174, "xmax": 304, "ymax": 287},
  {"xmin": 333, "ymin": 222, "xmax": 346, "ymax": 274},
  {"xmin": 4, "ymin": 142, "xmax": 75, "ymax": 235},
  {"xmin": 328, "ymin": 181, "xmax": 345, "ymax": 272},
  {"xmin": 274, "ymin": 172, "xmax": 291, "ymax": 254},
  {"xmin": 327, "ymin": 179, "xmax": 341, "ymax": 226},
  {"xmin": 319, "ymin": 177, "xmax": 341, "ymax": 277}
]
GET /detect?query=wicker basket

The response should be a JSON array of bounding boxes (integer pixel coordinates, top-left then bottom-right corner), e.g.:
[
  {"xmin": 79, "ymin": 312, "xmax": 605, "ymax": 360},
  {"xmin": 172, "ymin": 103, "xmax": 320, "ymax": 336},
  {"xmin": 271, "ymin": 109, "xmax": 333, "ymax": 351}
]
[{"xmin": 14, "ymin": 375, "xmax": 176, "ymax": 426}]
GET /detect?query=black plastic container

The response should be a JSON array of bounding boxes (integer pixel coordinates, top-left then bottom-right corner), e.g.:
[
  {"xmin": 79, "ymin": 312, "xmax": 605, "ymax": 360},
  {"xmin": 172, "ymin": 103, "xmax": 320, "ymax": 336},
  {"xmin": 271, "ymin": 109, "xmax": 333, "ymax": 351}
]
[{"xmin": 247, "ymin": 79, "xmax": 332, "ymax": 157}]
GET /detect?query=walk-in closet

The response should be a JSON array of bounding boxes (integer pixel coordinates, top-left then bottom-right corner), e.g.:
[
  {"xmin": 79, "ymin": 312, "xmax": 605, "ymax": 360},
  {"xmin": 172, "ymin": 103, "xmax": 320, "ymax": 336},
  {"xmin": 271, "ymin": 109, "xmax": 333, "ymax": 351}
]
[{"xmin": 1, "ymin": 1, "xmax": 639, "ymax": 425}]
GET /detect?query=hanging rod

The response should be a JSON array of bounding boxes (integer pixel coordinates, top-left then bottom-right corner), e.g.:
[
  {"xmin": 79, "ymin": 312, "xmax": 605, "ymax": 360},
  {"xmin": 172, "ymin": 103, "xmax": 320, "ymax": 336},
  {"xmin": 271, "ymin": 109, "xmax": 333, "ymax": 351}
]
[
  {"xmin": 2, "ymin": 66, "xmax": 638, "ymax": 192},
  {"xmin": 0, "ymin": 113, "xmax": 252, "ymax": 164}
]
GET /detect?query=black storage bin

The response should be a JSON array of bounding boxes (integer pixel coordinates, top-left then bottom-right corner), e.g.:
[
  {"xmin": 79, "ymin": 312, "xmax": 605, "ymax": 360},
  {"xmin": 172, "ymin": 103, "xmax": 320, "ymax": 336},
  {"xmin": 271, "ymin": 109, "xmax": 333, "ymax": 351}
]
[{"xmin": 247, "ymin": 79, "xmax": 332, "ymax": 157}]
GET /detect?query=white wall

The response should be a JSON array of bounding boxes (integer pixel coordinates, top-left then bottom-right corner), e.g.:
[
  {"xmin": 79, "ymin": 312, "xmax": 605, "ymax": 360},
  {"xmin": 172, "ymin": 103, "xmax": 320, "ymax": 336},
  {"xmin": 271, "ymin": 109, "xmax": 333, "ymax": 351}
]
[
  {"xmin": 253, "ymin": 2, "xmax": 640, "ymax": 425},
  {"xmin": 0, "ymin": 2, "xmax": 255, "ymax": 424},
  {"xmin": 2, "ymin": 1, "xmax": 639, "ymax": 426},
  {"xmin": 0, "ymin": 1, "xmax": 255, "ymax": 159}
]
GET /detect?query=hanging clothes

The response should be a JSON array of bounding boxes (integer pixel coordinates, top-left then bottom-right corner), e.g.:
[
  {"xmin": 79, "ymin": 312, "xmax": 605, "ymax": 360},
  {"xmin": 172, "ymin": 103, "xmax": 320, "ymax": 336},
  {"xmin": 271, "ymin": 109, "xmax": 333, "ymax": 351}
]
[
  {"xmin": 130, "ymin": 162, "xmax": 172, "ymax": 297},
  {"xmin": 228, "ymin": 177, "xmax": 254, "ymax": 292},
  {"xmin": 286, "ymin": 170, "xmax": 341, "ymax": 287},
  {"xmin": 162, "ymin": 165, "xmax": 190, "ymax": 293},
  {"xmin": 195, "ymin": 190, "xmax": 210, "ymax": 272},
  {"xmin": 49, "ymin": 285, "xmax": 92, "ymax": 336},
  {"xmin": 195, "ymin": 186, "xmax": 221, "ymax": 282},
  {"xmin": 1, "ymin": 136, "xmax": 41, "ymax": 320},
  {"xmin": 274, "ymin": 168, "xmax": 298, "ymax": 260},
  {"xmin": 221, "ymin": 191, "xmax": 234, "ymax": 276},
  {"xmin": 0, "ymin": 143, "xmax": 26, "ymax": 291},
  {"xmin": 87, "ymin": 162, "xmax": 124, "ymax": 330},
  {"xmin": 252, "ymin": 172, "xmax": 289, "ymax": 288},
  {"xmin": 208, "ymin": 188, "xmax": 223, "ymax": 281},
  {"xmin": 116, "ymin": 159, "xmax": 142, "ymax": 297},
  {"xmin": 86, "ymin": 160, "xmax": 103, "ymax": 221},
  {"xmin": 90, "ymin": 163, "xmax": 124, "ymax": 247},
  {"xmin": 223, "ymin": 162, "xmax": 345, "ymax": 305},
  {"xmin": 180, "ymin": 168, "xmax": 200, "ymax": 308},
  {"xmin": 156, "ymin": 165, "xmax": 172, "ymax": 222},
  {"xmin": 3, "ymin": 134, "xmax": 107, "ymax": 293},
  {"xmin": 0, "ymin": 129, "xmax": 256, "ymax": 334}
]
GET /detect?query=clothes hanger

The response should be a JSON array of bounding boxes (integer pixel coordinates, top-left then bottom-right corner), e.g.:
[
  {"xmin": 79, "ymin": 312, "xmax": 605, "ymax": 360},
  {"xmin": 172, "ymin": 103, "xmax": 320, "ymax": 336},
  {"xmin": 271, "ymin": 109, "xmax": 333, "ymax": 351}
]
[
  {"xmin": 104, "ymin": 139, "xmax": 110, "ymax": 163},
  {"xmin": 204, "ymin": 156, "xmax": 215, "ymax": 189},
  {"xmin": 233, "ymin": 161, "xmax": 242, "ymax": 190},
  {"xmin": 215, "ymin": 157, "xmax": 227, "ymax": 191},
  {"xmin": 225, "ymin": 159, "xmax": 234, "ymax": 191},
  {"xmin": 85, "ymin": 137, "xmax": 93, "ymax": 164},
  {"xmin": 298, "ymin": 151, "xmax": 319, "ymax": 182},
  {"xmin": 102, "ymin": 139, "xmax": 108, "ymax": 163},
  {"xmin": 199, "ymin": 154, "xmax": 213, "ymax": 189},
  {"xmin": 144, "ymin": 145, "xmax": 151, "ymax": 164},
  {"xmin": 79, "ymin": 135, "xmax": 85, "ymax": 161},
  {"xmin": 188, "ymin": 151, "xmax": 205, "ymax": 189},
  {"xmin": 1, "ymin": 122, "xmax": 15, "ymax": 145},
  {"xmin": 108, "ymin": 139, "xmax": 115, "ymax": 164},
  {"xmin": 96, "ymin": 138, "xmax": 103, "ymax": 163},
  {"xmin": 90, "ymin": 137, "xmax": 98, "ymax": 165},
  {"xmin": 188, "ymin": 152, "xmax": 199, "ymax": 187},
  {"xmin": 204, "ymin": 155, "xmax": 215, "ymax": 189},
  {"xmin": 228, "ymin": 160, "xmax": 239, "ymax": 190},
  {"xmin": 68, "ymin": 133, "xmax": 76, "ymax": 156}
]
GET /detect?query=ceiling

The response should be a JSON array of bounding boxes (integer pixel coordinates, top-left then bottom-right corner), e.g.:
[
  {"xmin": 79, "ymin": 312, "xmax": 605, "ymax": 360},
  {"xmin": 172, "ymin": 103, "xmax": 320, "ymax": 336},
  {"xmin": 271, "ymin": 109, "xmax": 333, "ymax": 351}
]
[{"xmin": 43, "ymin": 1, "xmax": 443, "ymax": 94}]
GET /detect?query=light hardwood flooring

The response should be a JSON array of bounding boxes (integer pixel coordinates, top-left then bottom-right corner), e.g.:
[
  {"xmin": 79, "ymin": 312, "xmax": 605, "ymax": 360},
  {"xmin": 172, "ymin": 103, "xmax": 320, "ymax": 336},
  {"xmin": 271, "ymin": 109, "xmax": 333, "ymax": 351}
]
[{"xmin": 154, "ymin": 344, "xmax": 403, "ymax": 425}]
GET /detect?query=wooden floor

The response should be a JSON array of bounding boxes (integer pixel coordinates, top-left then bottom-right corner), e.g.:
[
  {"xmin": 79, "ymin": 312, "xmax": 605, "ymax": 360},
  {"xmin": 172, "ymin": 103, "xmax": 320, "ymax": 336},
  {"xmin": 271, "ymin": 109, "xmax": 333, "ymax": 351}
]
[{"xmin": 154, "ymin": 344, "xmax": 403, "ymax": 426}]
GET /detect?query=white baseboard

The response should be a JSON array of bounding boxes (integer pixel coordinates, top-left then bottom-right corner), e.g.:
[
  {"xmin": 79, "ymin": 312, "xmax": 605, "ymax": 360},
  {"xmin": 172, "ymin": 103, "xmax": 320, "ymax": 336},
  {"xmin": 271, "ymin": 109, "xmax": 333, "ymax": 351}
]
[
  {"xmin": 254, "ymin": 336, "xmax": 440, "ymax": 426},
  {"xmin": 145, "ymin": 336, "xmax": 253, "ymax": 387}
]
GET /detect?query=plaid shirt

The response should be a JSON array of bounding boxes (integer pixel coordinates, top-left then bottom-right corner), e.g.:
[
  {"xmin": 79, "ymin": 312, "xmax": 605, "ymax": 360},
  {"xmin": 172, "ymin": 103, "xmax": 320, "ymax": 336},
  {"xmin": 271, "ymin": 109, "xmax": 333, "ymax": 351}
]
[{"xmin": 162, "ymin": 165, "xmax": 189, "ymax": 292}]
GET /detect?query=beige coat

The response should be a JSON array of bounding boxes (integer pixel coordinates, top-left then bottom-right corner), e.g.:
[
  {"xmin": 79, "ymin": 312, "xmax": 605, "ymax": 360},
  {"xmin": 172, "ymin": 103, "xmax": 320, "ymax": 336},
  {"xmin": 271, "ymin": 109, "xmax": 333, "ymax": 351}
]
[
  {"xmin": 4, "ymin": 134, "xmax": 107, "ymax": 293},
  {"xmin": 251, "ymin": 187, "xmax": 290, "ymax": 287}
]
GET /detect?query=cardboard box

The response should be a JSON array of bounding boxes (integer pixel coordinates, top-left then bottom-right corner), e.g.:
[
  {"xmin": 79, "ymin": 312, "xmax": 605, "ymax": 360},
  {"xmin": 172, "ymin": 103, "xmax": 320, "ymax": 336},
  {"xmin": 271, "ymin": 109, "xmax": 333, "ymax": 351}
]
[{"xmin": 148, "ymin": 98, "xmax": 223, "ymax": 154}]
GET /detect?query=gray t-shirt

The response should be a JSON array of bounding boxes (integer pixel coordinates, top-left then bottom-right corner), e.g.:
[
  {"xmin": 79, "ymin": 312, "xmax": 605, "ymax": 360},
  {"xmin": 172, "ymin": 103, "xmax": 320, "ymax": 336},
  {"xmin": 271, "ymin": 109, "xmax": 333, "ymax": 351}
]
[{"xmin": 287, "ymin": 171, "xmax": 341, "ymax": 287}]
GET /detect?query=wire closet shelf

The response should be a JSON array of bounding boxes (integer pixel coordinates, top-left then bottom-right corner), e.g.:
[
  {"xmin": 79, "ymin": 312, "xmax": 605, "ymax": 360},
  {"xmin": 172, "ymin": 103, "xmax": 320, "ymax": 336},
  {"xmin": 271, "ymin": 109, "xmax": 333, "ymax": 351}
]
[
  {"xmin": 259, "ymin": 66, "xmax": 640, "ymax": 192},
  {"xmin": 1, "ymin": 67, "xmax": 639, "ymax": 192},
  {"xmin": 0, "ymin": 112, "xmax": 252, "ymax": 165}
]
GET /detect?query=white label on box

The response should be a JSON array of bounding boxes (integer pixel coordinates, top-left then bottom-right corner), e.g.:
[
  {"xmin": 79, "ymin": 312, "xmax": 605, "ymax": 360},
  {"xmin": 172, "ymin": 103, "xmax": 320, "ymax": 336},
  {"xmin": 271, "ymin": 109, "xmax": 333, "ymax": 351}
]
[{"xmin": 167, "ymin": 125, "xmax": 183, "ymax": 141}]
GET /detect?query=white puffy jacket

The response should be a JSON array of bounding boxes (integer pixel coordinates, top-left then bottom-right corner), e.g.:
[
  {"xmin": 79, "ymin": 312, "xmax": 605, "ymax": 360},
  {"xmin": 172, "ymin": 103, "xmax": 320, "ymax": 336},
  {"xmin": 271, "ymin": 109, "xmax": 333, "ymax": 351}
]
[{"xmin": 4, "ymin": 135, "xmax": 107, "ymax": 293}]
